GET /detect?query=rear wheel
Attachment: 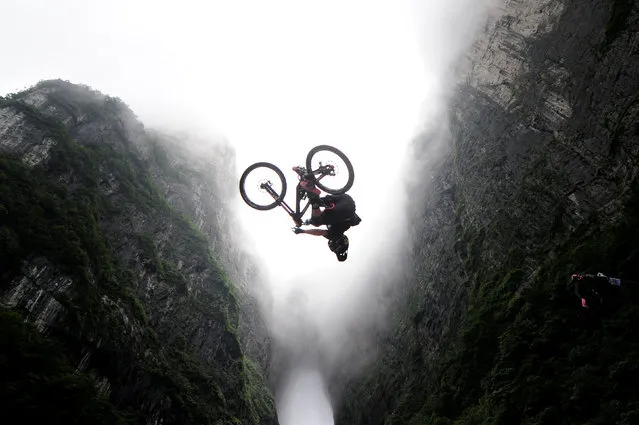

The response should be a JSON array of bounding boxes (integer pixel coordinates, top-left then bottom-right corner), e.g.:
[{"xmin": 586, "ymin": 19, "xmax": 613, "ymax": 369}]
[
  {"xmin": 239, "ymin": 162, "xmax": 287, "ymax": 210},
  {"xmin": 305, "ymin": 145, "xmax": 355, "ymax": 194}
]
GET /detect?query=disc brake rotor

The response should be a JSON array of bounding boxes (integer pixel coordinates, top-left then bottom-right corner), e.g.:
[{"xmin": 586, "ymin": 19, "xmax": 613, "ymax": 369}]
[
  {"xmin": 313, "ymin": 155, "xmax": 347, "ymax": 188},
  {"xmin": 245, "ymin": 170, "xmax": 282, "ymax": 206}
]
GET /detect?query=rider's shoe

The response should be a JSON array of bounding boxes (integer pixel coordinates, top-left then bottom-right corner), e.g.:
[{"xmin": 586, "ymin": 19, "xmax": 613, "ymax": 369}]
[{"xmin": 299, "ymin": 180, "xmax": 320, "ymax": 198}]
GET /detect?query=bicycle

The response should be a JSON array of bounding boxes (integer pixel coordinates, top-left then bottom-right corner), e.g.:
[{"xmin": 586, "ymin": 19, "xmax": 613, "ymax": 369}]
[{"xmin": 239, "ymin": 145, "xmax": 355, "ymax": 226}]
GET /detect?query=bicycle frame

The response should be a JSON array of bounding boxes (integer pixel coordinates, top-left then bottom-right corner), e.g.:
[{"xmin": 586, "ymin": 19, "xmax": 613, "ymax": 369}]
[{"xmin": 260, "ymin": 169, "xmax": 330, "ymax": 224}]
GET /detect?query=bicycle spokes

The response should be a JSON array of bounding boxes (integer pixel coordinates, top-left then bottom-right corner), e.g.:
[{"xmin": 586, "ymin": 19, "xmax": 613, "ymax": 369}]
[
  {"xmin": 309, "ymin": 152, "xmax": 349, "ymax": 191},
  {"xmin": 244, "ymin": 169, "xmax": 284, "ymax": 207}
]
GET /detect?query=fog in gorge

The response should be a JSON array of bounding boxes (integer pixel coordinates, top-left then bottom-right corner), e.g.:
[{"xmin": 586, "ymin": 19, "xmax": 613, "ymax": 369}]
[{"xmin": 0, "ymin": 0, "xmax": 500, "ymax": 423}]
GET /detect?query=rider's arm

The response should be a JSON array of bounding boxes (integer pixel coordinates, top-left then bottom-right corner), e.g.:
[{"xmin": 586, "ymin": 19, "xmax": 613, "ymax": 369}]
[{"xmin": 299, "ymin": 228, "xmax": 328, "ymax": 237}]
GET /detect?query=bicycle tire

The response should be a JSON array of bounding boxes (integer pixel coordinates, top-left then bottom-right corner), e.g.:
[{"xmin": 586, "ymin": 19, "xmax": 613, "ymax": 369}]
[
  {"xmin": 305, "ymin": 145, "xmax": 355, "ymax": 194},
  {"xmin": 239, "ymin": 162, "xmax": 287, "ymax": 210}
]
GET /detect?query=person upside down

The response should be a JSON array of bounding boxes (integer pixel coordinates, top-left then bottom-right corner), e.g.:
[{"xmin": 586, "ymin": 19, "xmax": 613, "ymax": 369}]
[{"xmin": 291, "ymin": 167, "xmax": 361, "ymax": 262}]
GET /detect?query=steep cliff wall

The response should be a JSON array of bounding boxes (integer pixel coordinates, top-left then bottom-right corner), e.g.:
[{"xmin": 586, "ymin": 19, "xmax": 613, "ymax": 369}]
[
  {"xmin": 0, "ymin": 80, "xmax": 276, "ymax": 425},
  {"xmin": 335, "ymin": 1, "xmax": 639, "ymax": 424},
  {"xmin": 142, "ymin": 130, "xmax": 274, "ymax": 373}
]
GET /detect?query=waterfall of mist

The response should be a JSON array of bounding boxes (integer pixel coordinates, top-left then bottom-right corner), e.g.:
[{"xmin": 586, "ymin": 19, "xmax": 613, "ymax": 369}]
[{"xmin": 277, "ymin": 367, "xmax": 334, "ymax": 425}]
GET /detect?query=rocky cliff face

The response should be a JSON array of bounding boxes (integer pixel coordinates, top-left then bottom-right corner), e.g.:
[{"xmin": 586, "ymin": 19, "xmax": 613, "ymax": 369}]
[
  {"xmin": 0, "ymin": 80, "xmax": 277, "ymax": 425},
  {"xmin": 334, "ymin": 1, "xmax": 639, "ymax": 424}
]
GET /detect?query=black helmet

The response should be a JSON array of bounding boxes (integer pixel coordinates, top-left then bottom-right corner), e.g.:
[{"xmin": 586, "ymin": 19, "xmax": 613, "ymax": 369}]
[{"xmin": 328, "ymin": 234, "xmax": 349, "ymax": 262}]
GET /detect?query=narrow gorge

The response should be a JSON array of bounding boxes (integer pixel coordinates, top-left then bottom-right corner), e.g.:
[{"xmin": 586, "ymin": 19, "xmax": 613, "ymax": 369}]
[{"xmin": 1, "ymin": 0, "xmax": 638, "ymax": 424}]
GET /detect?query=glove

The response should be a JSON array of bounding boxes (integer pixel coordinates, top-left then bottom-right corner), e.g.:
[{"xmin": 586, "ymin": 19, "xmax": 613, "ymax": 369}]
[{"xmin": 292, "ymin": 227, "xmax": 304, "ymax": 234}]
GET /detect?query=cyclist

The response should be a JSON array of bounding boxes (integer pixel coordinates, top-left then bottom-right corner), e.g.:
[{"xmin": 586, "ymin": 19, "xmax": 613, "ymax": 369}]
[
  {"xmin": 571, "ymin": 272, "xmax": 622, "ymax": 308},
  {"xmin": 291, "ymin": 169, "xmax": 360, "ymax": 262}
]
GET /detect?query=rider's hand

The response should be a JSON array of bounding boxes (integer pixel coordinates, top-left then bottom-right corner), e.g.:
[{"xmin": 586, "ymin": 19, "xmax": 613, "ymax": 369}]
[{"xmin": 292, "ymin": 227, "xmax": 304, "ymax": 234}]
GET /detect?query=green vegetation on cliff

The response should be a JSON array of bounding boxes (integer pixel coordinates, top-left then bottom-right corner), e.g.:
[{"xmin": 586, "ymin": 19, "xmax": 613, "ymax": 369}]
[
  {"xmin": 0, "ymin": 87, "xmax": 276, "ymax": 425},
  {"xmin": 382, "ymin": 183, "xmax": 639, "ymax": 425},
  {"xmin": 337, "ymin": 2, "xmax": 639, "ymax": 423},
  {"xmin": 0, "ymin": 310, "xmax": 129, "ymax": 424}
]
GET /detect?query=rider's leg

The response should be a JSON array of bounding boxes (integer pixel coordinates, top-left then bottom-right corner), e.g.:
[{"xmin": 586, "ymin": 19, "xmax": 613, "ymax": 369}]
[
  {"xmin": 310, "ymin": 205, "xmax": 323, "ymax": 226},
  {"xmin": 299, "ymin": 179, "xmax": 320, "ymax": 197}
]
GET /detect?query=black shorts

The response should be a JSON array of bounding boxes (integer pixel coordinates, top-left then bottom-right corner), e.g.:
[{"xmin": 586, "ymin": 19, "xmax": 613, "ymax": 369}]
[
  {"xmin": 312, "ymin": 194, "xmax": 356, "ymax": 226},
  {"xmin": 322, "ymin": 194, "xmax": 356, "ymax": 225}
]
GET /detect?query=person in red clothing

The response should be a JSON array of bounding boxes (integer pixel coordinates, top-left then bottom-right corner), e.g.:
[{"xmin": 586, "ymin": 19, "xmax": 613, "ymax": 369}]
[{"xmin": 570, "ymin": 272, "xmax": 624, "ymax": 308}]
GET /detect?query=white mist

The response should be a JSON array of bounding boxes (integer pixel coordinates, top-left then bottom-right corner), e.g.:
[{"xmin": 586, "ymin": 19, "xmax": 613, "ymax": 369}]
[{"xmin": 277, "ymin": 368, "xmax": 334, "ymax": 425}]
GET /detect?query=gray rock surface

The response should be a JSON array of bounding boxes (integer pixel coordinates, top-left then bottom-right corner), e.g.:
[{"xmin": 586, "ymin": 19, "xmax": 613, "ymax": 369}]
[
  {"xmin": 0, "ymin": 79, "xmax": 277, "ymax": 425},
  {"xmin": 333, "ymin": 0, "xmax": 639, "ymax": 423}
]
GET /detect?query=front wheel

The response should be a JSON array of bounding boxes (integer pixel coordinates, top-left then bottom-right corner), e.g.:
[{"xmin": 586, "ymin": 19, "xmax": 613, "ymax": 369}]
[
  {"xmin": 305, "ymin": 145, "xmax": 355, "ymax": 194},
  {"xmin": 239, "ymin": 162, "xmax": 287, "ymax": 210}
]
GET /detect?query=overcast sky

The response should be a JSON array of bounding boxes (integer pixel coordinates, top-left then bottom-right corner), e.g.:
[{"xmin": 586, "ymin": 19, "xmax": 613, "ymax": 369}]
[{"xmin": 1, "ymin": 1, "xmax": 498, "ymax": 424}]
